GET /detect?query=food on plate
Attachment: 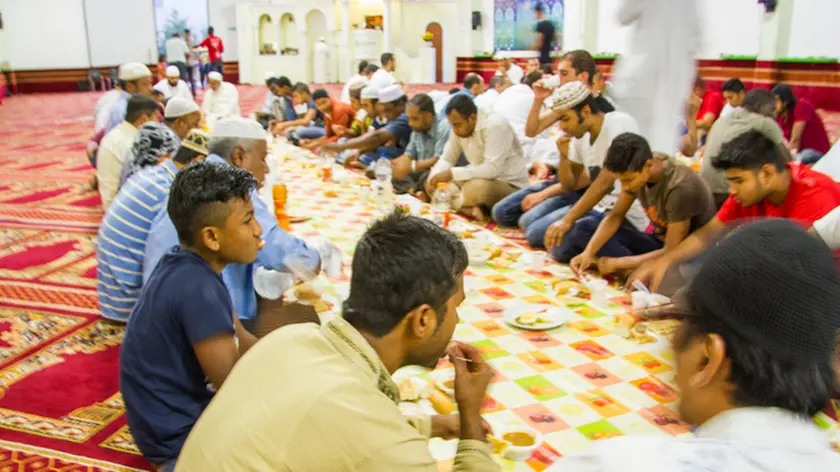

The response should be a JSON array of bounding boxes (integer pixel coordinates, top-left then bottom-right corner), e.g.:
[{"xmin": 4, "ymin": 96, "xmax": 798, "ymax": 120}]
[
  {"xmin": 294, "ymin": 284, "xmax": 320, "ymax": 301},
  {"xmin": 647, "ymin": 319, "xmax": 681, "ymax": 337},
  {"xmin": 428, "ymin": 389, "xmax": 454, "ymax": 414},
  {"xmin": 442, "ymin": 379, "xmax": 454, "ymax": 390},
  {"xmin": 461, "ymin": 230, "xmax": 474, "ymax": 239},
  {"xmin": 489, "ymin": 248, "xmax": 503, "ymax": 260},
  {"xmin": 552, "ymin": 279, "xmax": 591, "ymax": 298},
  {"xmin": 397, "ymin": 378, "xmax": 421, "ymax": 402},
  {"xmin": 502, "ymin": 431, "xmax": 536, "ymax": 447},
  {"xmin": 487, "ymin": 435, "xmax": 508, "ymax": 455},
  {"xmin": 323, "ymin": 190, "xmax": 338, "ymax": 198},
  {"xmin": 514, "ymin": 311, "xmax": 552, "ymax": 326}
]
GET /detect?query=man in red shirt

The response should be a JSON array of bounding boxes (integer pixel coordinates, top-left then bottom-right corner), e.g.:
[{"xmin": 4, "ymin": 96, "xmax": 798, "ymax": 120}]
[
  {"xmin": 694, "ymin": 77, "xmax": 725, "ymax": 132},
  {"xmin": 635, "ymin": 130, "xmax": 840, "ymax": 291},
  {"xmin": 772, "ymin": 83, "xmax": 831, "ymax": 165},
  {"xmin": 299, "ymin": 89, "xmax": 355, "ymax": 152},
  {"xmin": 200, "ymin": 26, "xmax": 224, "ymax": 74}
]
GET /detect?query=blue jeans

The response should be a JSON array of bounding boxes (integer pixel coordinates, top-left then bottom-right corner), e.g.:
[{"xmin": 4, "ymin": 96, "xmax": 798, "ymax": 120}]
[
  {"xmin": 798, "ymin": 148, "xmax": 824, "ymax": 165},
  {"xmin": 491, "ymin": 180, "xmax": 580, "ymax": 229},
  {"xmin": 360, "ymin": 146, "xmax": 404, "ymax": 166},
  {"xmin": 549, "ymin": 212, "xmax": 664, "ymax": 263},
  {"xmin": 156, "ymin": 460, "xmax": 176, "ymax": 472},
  {"xmin": 291, "ymin": 126, "xmax": 326, "ymax": 140}
]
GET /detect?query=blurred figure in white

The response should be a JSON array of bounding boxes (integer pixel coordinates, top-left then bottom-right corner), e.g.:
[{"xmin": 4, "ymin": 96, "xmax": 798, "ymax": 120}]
[
  {"xmin": 313, "ymin": 37, "xmax": 329, "ymax": 84},
  {"xmin": 154, "ymin": 66, "xmax": 192, "ymax": 101},
  {"xmin": 610, "ymin": 0, "xmax": 700, "ymax": 154},
  {"xmin": 202, "ymin": 71, "xmax": 240, "ymax": 120}
]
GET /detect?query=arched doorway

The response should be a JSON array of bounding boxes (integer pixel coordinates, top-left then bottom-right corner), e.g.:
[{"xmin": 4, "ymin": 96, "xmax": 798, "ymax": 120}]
[
  {"xmin": 306, "ymin": 9, "xmax": 328, "ymax": 83},
  {"xmin": 425, "ymin": 22, "xmax": 443, "ymax": 83}
]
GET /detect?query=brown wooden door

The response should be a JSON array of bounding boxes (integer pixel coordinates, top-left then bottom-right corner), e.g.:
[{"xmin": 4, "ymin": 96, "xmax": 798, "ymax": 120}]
[{"xmin": 426, "ymin": 22, "xmax": 443, "ymax": 83}]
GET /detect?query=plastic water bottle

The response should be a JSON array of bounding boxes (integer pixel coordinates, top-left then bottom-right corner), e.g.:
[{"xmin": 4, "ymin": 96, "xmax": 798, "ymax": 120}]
[
  {"xmin": 431, "ymin": 182, "xmax": 451, "ymax": 229},
  {"xmin": 374, "ymin": 156, "xmax": 393, "ymax": 212}
]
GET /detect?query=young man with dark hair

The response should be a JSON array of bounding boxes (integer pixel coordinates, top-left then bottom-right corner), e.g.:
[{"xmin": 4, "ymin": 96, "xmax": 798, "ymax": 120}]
[
  {"xmin": 533, "ymin": 3, "xmax": 556, "ymax": 66},
  {"xmin": 176, "ymin": 211, "xmax": 500, "ymax": 471},
  {"xmin": 272, "ymin": 82, "xmax": 326, "ymax": 141},
  {"xmin": 569, "ymin": 132, "xmax": 715, "ymax": 278},
  {"xmin": 340, "ymin": 60, "xmax": 371, "ymax": 104},
  {"xmin": 426, "ymin": 94, "xmax": 529, "ymax": 220},
  {"xmin": 364, "ymin": 63, "xmax": 379, "ymax": 77},
  {"xmin": 256, "ymin": 76, "xmax": 295, "ymax": 128},
  {"xmin": 98, "ymin": 94, "xmax": 160, "ymax": 208},
  {"xmin": 474, "ymin": 74, "xmax": 508, "ymax": 111},
  {"xmin": 720, "ymin": 77, "xmax": 746, "ymax": 116},
  {"xmin": 693, "ymin": 77, "xmax": 725, "ymax": 132},
  {"xmin": 98, "ymin": 129, "xmax": 209, "ymax": 322},
  {"xmin": 547, "ymin": 218, "xmax": 840, "ymax": 471},
  {"xmin": 389, "ymin": 93, "xmax": 452, "ymax": 198},
  {"xmin": 298, "ymin": 89, "xmax": 355, "ymax": 151},
  {"xmin": 554, "ymin": 50, "xmax": 615, "ymax": 113},
  {"xmin": 640, "ymin": 130, "xmax": 840, "ymax": 291},
  {"xmin": 439, "ymin": 73, "xmax": 486, "ymax": 118},
  {"xmin": 702, "ymin": 89, "xmax": 787, "ymax": 207},
  {"xmin": 369, "ymin": 52, "xmax": 398, "ymax": 89},
  {"xmin": 121, "ymin": 161, "xmax": 261, "ymax": 471},
  {"xmin": 773, "ymin": 83, "xmax": 831, "ymax": 164}
]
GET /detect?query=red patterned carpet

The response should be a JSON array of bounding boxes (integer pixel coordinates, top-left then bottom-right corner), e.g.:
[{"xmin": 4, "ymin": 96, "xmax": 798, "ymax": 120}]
[{"xmin": 0, "ymin": 84, "xmax": 837, "ymax": 471}]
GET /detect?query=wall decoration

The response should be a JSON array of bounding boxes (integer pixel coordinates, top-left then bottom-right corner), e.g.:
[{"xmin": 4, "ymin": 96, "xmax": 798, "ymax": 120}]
[{"xmin": 494, "ymin": 0, "xmax": 563, "ymax": 51}]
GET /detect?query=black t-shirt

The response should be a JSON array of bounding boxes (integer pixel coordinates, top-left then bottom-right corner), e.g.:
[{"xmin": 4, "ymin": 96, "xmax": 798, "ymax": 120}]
[{"xmin": 536, "ymin": 20, "xmax": 556, "ymax": 64}]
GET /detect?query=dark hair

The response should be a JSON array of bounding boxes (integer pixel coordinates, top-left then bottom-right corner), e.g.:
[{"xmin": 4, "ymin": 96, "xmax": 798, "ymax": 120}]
[
  {"xmin": 712, "ymin": 130, "xmax": 786, "ymax": 172},
  {"xmin": 771, "ymin": 83, "xmax": 796, "ymax": 112},
  {"xmin": 381, "ymin": 52, "xmax": 395, "ymax": 66},
  {"xmin": 539, "ymin": 64, "xmax": 554, "ymax": 75},
  {"xmin": 184, "ymin": 28, "xmax": 190, "ymax": 34},
  {"xmin": 534, "ymin": 2, "xmax": 545, "ymax": 13},
  {"xmin": 277, "ymin": 76, "xmax": 292, "ymax": 88},
  {"xmin": 173, "ymin": 146, "xmax": 206, "ymax": 165},
  {"xmin": 292, "ymin": 82, "xmax": 311, "ymax": 95},
  {"xmin": 448, "ymin": 87, "xmax": 461, "ymax": 95},
  {"xmin": 159, "ymin": 54, "xmax": 166, "ymax": 62},
  {"xmin": 562, "ymin": 50, "xmax": 597, "ymax": 86},
  {"xmin": 171, "ymin": 32, "xmax": 180, "ymax": 37},
  {"xmin": 266, "ymin": 77, "xmax": 280, "ymax": 87},
  {"xmin": 721, "ymin": 78, "xmax": 745, "ymax": 94},
  {"xmin": 695, "ymin": 76, "xmax": 707, "ymax": 89},
  {"xmin": 358, "ymin": 60, "xmax": 369, "ymax": 74},
  {"xmin": 603, "ymin": 132, "xmax": 653, "ymax": 173},
  {"xmin": 676, "ymin": 304, "xmax": 836, "ymax": 417},
  {"xmin": 343, "ymin": 210, "xmax": 468, "ymax": 337},
  {"xmin": 463, "ymin": 73, "xmax": 482, "ymax": 90},
  {"xmin": 125, "ymin": 95, "xmax": 159, "ymax": 123},
  {"xmin": 488, "ymin": 75, "xmax": 506, "ymax": 89},
  {"xmin": 571, "ymin": 94, "xmax": 602, "ymax": 119},
  {"xmin": 742, "ymin": 89, "xmax": 776, "ymax": 115},
  {"xmin": 365, "ymin": 64, "xmax": 379, "ymax": 75},
  {"xmin": 167, "ymin": 162, "xmax": 257, "ymax": 245},
  {"xmin": 207, "ymin": 26, "xmax": 214, "ymax": 35},
  {"xmin": 312, "ymin": 88, "xmax": 329, "ymax": 101},
  {"xmin": 408, "ymin": 93, "xmax": 435, "ymax": 114},
  {"xmin": 445, "ymin": 94, "xmax": 478, "ymax": 118},
  {"xmin": 523, "ymin": 70, "xmax": 543, "ymax": 87},
  {"xmin": 151, "ymin": 90, "xmax": 165, "ymax": 100}
]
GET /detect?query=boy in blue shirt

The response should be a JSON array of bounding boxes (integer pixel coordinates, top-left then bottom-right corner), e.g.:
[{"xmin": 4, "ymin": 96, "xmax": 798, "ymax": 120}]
[{"xmin": 120, "ymin": 161, "xmax": 261, "ymax": 471}]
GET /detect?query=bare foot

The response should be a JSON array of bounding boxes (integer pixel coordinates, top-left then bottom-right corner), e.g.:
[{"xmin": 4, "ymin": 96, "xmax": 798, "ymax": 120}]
[{"xmin": 461, "ymin": 205, "xmax": 487, "ymax": 223}]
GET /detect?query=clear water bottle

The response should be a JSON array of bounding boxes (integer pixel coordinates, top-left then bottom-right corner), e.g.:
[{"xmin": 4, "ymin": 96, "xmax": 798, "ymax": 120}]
[
  {"xmin": 374, "ymin": 155, "xmax": 393, "ymax": 212},
  {"xmin": 431, "ymin": 182, "xmax": 451, "ymax": 228}
]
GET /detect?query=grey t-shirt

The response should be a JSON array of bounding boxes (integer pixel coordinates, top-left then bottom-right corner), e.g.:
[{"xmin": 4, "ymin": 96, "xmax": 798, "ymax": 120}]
[{"xmin": 702, "ymin": 108, "xmax": 784, "ymax": 195}]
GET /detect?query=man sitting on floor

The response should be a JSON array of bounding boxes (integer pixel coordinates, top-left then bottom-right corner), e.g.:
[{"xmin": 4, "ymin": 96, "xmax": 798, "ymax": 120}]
[
  {"xmin": 390, "ymin": 94, "xmax": 452, "ymax": 199},
  {"xmin": 144, "ymin": 118, "xmax": 321, "ymax": 330},
  {"xmin": 702, "ymin": 89, "xmax": 788, "ymax": 208},
  {"xmin": 693, "ymin": 77, "xmax": 725, "ymax": 134},
  {"xmin": 473, "ymin": 74, "xmax": 509, "ymax": 111},
  {"xmin": 640, "ymin": 130, "xmax": 840, "ymax": 292},
  {"xmin": 496, "ymin": 55, "xmax": 524, "ymax": 85},
  {"xmin": 322, "ymin": 85, "xmax": 412, "ymax": 168},
  {"xmin": 369, "ymin": 52, "xmax": 398, "ymax": 89},
  {"xmin": 552, "ymin": 50, "xmax": 615, "ymax": 113},
  {"xmin": 426, "ymin": 94, "xmax": 529, "ymax": 220},
  {"xmin": 546, "ymin": 218, "xmax": 840, "ymax": 471},
  {"xmin": 343, "ymin": 84, "xmax": 372, "ymax": 139},
  {"xmin": 98, "ymin": 129, "xmax": 208, "ymax": 322},
  {"xmin": 773, "ymin": 83, "xmax": 831, "ymax": 164},
  {"xmin": 97, "ymin": 94, "xmax": 160, "ymax": 209},
  {"xmin": 154, "ymin": 65, "xmax": 192, "ymax": 101},
  {"xmin": 340, "ymin": 59, "xmax": 370, "ymax": 104},
  {"xmin": 720, "ymin": 77, "xmax": 745, "ymax": 118},
  {"xmin": 569, "ymin": 133, "xmax": 716, "ymax": 280},
  {"xmin": 438, "ymin": 73, "xmax": 485, "ymax": 117},
  {"xmin": 103, "ymin": 62, "xmax": 154, "ymax": 134},
  {"xmin": 175, "ymin": 211, "xmax": 499, "ymax": 471},
  {"xmin": 163, "ymin": 96, "xmax": 202, "ymax": 142},
  {"xmin": 255, "ymin": 76, "xmax": 296, "ymax": 130},
  {"xmin": 298, "ymin": 89, "xmax": 355, "ymax": 151},
  {"xmin": 202, "ymin": 71, "xmax": 240, "ymax": 121},
  {"xmin": 121, "ymin": 162, "xmax": 261, "ymax": 471},
  {"xmin": 272, "ymin": 83, "xmax": 326, "ymax": 141}
]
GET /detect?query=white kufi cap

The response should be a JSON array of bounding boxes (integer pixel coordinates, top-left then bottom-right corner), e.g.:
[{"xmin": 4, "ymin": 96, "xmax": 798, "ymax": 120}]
[
  {"xmin": 118, "ymin": 62, "xmax": 152, "ymax": 81},
  {"xmin": 166, "ymin": 65, "xmax": 180, "ymax": 78},
  {"xmin": 164, "ymin": 97, "xmax": 200, "ymax": 118},
  {"xmin": 378, "ymin": 84, "xmax": 405, "ymax": 104},
  {"xmin": 208, "ymin": 71, "xmax": 223, "ymax": 82},
  {"xmin": 360, "ymin": 86, "xmax": 379, "ymax": 100},
  {"xmin": 212, "ymin": 117, "xmax": 265, "ymax": 141},
  {"xmin": 264, "ymin": 71, "xmax": 276, "ymax": 80}
]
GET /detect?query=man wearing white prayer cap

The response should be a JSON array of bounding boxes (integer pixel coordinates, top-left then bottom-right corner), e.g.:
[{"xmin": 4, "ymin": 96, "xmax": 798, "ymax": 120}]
[
  {"xmin": 144, "ymin": 115, "xmax": 323, "ymax": 330},
  {"xmin": 202, "ymin": 71, "xmax": 240, "ymax": 120},
  {"xmin": 163, "ymin": 96, "xmax": 202, "ymax": 140},
  {"xmin": 154, "ymin": 65, "xmax": 193, "ymax": 101},
  {"xmin": 322, "ymin": 84, "xmax": 411, "ymax": 166},
  {"xmin": 102, "ymin": 62, "xmax": 154, "ymax": 134},
  {"xmin": 340, "ymin": 60, "xmax": 371, "ymax": 104}
]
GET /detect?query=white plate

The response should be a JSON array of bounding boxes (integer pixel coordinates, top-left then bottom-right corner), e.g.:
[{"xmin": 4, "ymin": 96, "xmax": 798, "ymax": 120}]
[{"xmin": 504, "ymin": 304, "xmax": 569, "ymax": 331}]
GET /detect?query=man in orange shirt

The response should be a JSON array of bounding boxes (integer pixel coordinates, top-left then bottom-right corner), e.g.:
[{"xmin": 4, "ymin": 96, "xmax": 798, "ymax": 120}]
[{"xmin": 299, "ymin": 89, "xmax": 355, "ymax": 152}]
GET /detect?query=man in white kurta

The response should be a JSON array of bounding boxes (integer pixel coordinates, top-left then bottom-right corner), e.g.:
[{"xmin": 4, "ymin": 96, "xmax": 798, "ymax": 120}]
[
  {"xmin": 154, "ymin": 66, "xmax": 192, "ymax": 101},
  {"xmin": 610, "ymin": 0, "xmax": 699, "ymax": 154},
  {"xmin": 201, "ymin": 71, "xmax": 240, "ymax": 120}
]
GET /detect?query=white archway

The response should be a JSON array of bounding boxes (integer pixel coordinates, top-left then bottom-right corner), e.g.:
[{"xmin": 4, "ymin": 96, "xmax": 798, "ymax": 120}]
[
  {"xmin": 280, "ymin": 13, "xmax": 299, "ymax": 54},
  {"xmin": 305, "ymin": 9, "xmax": 328, "ymax": 82},
  {"xmin": 258, "ymin": 14, "xmax": 277, "ymax": 55}
]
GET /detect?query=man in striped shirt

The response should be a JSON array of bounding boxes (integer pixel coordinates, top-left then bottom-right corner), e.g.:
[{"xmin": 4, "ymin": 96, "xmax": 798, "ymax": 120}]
[{"xmin": 97, "ymin": 129, "xmax": 209, "ymax": 321}]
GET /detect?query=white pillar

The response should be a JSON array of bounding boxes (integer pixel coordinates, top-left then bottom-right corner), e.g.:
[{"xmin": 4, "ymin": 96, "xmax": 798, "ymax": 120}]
[
  {"xmin": 341, "ymin": 0, "xmax": 352, "ymax": 80},
  {"xmin": 383, "ymin": 0, "xmax": 393, "ymax": 54},
  {"xmin": 758, "ymin": 0, "xmax": 793, "ymax": 60}
]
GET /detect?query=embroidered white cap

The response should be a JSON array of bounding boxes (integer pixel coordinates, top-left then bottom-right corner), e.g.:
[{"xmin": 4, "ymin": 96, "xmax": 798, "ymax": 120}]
[
  {"xmin": 212, "ymin": 116, "xmax": 265, "ymax": 140},
  {"xmin": 361, "ymin": 86, "xmax": 379, "ymax": 100},
  {"xmin": 165, "ymin": 65, "xmax": 180, "ymax": 78},
  {"xmin": 118, "ymin": 62, "xmax": 152, "ymax": 81},
  {"xmin": 164, "ymin": 97, "xmax": 200, "ymax": 118},
  {"xmin": 208, "ymin": 71, "xmax": 223, "ymax": 82},
  {"xmin": 378, "ymin": 84, "xmax": 405, "ymax": 104},
  {"xmin": 550, "ymin": 80, "xmax": 591, "ymax": 112},
  {"xmin": 264, "ymin": 71, "xmax": 277, "ymax": 80}
]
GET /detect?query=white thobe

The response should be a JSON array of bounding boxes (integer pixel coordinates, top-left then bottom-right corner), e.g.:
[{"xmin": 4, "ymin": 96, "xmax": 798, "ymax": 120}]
[
  {"xmin": 153, "ymin": 79, "xmax": 192, "ymax": 101},
  {"xmin": 473, "ymin": 89, "xmax": 500, "ymax": 111},
  {"xmin": 201, "ymin": 82, "xmax": 241, "ymax": 120},
  {"xmin": 610, "ymin": 0, "xmax": 700, "ymax": 154},
  {"xmin": 493, "ymin": 84, "xmax": 559, "ymax": 166}
]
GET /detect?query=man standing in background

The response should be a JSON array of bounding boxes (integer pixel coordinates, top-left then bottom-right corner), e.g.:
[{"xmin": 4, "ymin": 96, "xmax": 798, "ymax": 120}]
[
  {"xmin": 165, "ymin": 32, "xmax": 190, "ymax": 84},
  {"xmin": 610, "ymin": 0, "xmax": 699, "ymax": 154},
  {"xmin": 201, "ymin": 26, "xmax": 225, "ymax": 74},
  {"xmin": 533, "ymin": 3, "xmax": 556, "ymax": 67},
  {"xmin": 183, "ymin": 29, "xmax": 198, "ymax": 97}
]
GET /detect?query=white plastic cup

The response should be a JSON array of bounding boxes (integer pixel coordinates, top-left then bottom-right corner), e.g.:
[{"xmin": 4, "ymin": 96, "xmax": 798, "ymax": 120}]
[
  {"xmin": 588, "ymin": 279, "xmax": 608, "ymax": 306},
  {"xmin": 530, "ymin": 252, "xmax": 546, "ymax": 272},
  {"xmin": 631, "ymin": 291, "xmax": 648, "ymax": 312}
]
